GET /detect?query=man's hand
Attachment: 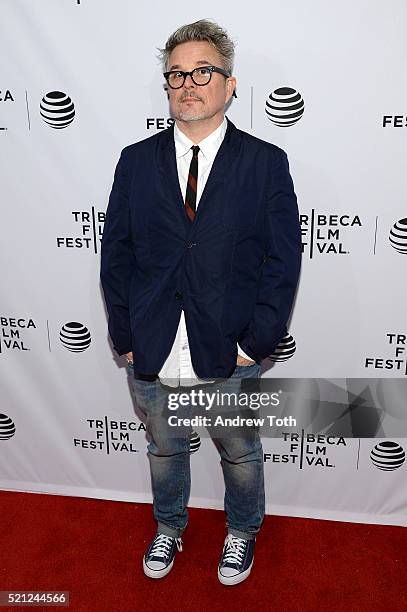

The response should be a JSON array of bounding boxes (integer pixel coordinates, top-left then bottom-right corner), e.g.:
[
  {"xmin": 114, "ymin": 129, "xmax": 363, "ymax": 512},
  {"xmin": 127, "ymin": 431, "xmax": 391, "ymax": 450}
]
[
  {"xmin": 125, "ymin": 351, "xmax": 133, "ymax": 363},
  {"xmin": 236, "ymin": 354, "xmax": 256, "ymax": 366}
]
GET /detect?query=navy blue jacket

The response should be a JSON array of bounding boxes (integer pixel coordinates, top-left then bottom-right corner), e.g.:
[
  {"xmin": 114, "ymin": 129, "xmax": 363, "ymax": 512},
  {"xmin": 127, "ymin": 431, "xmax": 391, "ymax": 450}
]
[{"xmin": 100, "ymin": 116, "xmax": 302, "ymax": 378}]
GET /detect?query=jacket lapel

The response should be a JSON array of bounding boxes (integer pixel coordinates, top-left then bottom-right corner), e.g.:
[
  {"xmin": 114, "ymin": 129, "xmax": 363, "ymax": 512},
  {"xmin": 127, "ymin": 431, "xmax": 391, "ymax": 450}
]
[{"xmin": 156, "ymin": 124, "xmax": 189, "ymax": 228}]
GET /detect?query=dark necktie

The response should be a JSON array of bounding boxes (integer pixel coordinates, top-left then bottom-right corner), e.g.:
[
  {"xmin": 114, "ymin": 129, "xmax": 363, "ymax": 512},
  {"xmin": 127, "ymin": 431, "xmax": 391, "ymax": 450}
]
[{"xmin": 184, "ymin": 145, "xmax": 200, "ymax": 222}]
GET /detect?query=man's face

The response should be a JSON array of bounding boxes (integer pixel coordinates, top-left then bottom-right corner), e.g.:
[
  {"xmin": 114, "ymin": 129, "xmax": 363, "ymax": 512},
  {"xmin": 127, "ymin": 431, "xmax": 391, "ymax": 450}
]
[{"xmin": 166, "ymin": 40, "xmax": 236, "ymax": 123}]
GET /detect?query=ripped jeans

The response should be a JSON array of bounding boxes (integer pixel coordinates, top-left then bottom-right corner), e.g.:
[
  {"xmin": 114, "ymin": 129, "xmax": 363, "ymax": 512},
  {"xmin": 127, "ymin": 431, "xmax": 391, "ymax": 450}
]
[{"xmin": 127, "ymin": 362, "xmax": 265, "ymax": 541}]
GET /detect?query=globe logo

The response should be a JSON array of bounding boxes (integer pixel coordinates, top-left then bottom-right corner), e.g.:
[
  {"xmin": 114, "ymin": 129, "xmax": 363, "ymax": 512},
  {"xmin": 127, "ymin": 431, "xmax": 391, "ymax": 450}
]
[
  {"xmin": 189, "ymin": 430, "xmax": 201, "ymax": 454},
  {"xmin": 60, "ymin": 321, "xmax": 91, "ymax": 352},
  {"xmin": 40, "ymin": 91, "xmax": 75, "ymax": 129},
  {"xmin": 0, "ymin": 413, "xmax": 16, "ymax": 440},
  {"xmin": 265, "ymin": 87, "xmax": 304, "ymax": 127},
  {"xmin": 370, "ymin": 441, "xmax": 405, "ymax": 471},
  {"xmin": 268, "ymin": 333, "xmax": 296, "ymax": 362},
  {"xmin": 389, "ymin": 218, "xmax": 407, "ymax": 254}
]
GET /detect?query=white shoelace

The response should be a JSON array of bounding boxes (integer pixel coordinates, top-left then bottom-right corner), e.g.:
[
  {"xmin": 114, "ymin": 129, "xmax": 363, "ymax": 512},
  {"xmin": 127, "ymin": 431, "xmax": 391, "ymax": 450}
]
[
  {"xmin": 221, "ymin": 534, "xmax": 247, "ymax": 566},
  {"xmin": 149, "ymin": 533, "xmax": 183, "ymax": 559}
]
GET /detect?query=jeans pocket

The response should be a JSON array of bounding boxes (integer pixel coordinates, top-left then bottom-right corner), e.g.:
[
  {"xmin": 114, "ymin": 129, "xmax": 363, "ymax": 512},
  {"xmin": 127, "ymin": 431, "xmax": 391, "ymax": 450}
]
[{"xmin": 232, "ymin": 363, "xmax": 261, "ymax": 378}]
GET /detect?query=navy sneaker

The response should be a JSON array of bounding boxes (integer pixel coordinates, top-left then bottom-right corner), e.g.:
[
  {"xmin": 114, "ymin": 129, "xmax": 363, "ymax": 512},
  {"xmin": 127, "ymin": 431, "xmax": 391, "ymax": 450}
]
[
  {"xmin": 218, "ymin": 534, "xmax": 255, "ymax": 585},
  {"xmin": 143, "ymin": 532, "xmax": 183, "ymax": 579}
]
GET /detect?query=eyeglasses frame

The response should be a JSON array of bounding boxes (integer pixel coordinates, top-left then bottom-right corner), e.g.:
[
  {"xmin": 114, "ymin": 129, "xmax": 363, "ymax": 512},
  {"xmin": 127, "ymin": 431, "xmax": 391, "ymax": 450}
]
[{"xmin": 163, "ymin": 65, "xmax": 237, "ymax": 98}]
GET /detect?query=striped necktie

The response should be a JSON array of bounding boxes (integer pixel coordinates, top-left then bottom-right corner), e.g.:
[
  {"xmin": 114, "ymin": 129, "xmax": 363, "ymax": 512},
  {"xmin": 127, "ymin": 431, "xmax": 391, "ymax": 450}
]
[{"xmin": 184, "ymin": 145, "xmax": 200, "ymax": 222}]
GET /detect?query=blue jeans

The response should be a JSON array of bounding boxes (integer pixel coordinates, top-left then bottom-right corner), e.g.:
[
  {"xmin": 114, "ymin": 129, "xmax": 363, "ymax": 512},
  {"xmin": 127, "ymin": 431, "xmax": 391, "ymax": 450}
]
[{"xmin": 126, "ymin": 362, "xmax": 265, "ymax": 541}]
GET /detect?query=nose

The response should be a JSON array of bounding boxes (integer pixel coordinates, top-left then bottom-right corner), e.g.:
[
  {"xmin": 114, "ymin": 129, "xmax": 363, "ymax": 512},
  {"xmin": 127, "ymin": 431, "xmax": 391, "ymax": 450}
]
[{"xmin": 183, "ymin": 73, "xmax": 195, "ymax": 88}]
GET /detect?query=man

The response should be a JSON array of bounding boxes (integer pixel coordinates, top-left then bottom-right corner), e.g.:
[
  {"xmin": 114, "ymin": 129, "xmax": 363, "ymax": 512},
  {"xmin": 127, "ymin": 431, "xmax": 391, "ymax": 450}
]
[{"xmin": 100, "ymin": 19, "xmax": 301, "ymax": 585}]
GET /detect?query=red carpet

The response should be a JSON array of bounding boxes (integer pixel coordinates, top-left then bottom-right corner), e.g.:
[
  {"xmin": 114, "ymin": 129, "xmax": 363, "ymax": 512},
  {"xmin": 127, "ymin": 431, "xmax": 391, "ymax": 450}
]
[{"xmin": 0, "ymin": 490, "xmax": 406, "ymax": 611}]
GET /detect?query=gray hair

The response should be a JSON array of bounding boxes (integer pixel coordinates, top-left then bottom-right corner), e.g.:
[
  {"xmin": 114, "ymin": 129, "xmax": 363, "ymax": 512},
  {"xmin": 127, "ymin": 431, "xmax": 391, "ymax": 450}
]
[{"xmin": 157, "ymin": 19, "xmax": 235, "ymax": 75}]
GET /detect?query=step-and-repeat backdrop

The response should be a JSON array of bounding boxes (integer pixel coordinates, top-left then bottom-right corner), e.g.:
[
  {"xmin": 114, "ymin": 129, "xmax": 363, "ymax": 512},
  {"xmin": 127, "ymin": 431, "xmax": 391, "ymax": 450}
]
[{"xmin": 1, "ymin": 1, "xmax": 406, "ymax": 526}]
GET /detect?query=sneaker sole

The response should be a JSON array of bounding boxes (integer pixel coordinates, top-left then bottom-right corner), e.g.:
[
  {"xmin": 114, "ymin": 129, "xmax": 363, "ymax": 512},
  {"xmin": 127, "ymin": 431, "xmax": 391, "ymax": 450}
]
[
  {"xmin": 143, "ymin": 557, "xmax": 175, "ymax": 579},
  {"xmin": 218, "ymin": 559, "xmax": 254, "ymax": 586}
]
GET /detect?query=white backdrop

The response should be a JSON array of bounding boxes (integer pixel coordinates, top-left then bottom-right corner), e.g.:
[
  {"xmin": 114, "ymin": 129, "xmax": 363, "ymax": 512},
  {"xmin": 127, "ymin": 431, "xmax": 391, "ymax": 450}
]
[{"xmin": 1, "ymin": 0, "xmax": 406, "ymax": 526}]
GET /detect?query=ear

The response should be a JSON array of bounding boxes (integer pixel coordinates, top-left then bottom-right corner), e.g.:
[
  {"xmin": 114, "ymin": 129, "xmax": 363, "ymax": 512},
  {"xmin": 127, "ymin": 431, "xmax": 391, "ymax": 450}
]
[{"xmin": 225, "ymin": 76, "xmax": 237, "ymax": 102}]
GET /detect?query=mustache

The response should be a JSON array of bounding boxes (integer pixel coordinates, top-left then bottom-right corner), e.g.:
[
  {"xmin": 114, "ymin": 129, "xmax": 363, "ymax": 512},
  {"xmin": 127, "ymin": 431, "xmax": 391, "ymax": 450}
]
[{"xmin": 180, "ymin": 94, "xmax": 202, "ymax": 101}]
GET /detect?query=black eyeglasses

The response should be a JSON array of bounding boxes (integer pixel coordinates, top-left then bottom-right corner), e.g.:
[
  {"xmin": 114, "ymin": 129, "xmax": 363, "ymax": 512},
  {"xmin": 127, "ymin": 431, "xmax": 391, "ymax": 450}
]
[{"xmin": 163, "ymin": 65, "xmax": 237, "ymax": 98}]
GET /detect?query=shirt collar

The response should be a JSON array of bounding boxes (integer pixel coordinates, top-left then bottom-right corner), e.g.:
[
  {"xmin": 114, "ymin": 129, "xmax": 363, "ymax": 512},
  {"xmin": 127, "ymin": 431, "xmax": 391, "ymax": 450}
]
[{"xmin": 174, "ymin": 116, "xmax": 227, "ymax": 162}]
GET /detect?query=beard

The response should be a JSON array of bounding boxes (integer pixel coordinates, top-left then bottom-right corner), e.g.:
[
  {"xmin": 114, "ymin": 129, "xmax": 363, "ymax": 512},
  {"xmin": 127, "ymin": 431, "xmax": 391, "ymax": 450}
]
[
  {"xmin": 176, "ymin": 109, "xmax": 209, "ymax": 121},
  {"xmin": 171, "ymin": 96, "xmax": 211, "ymax": 122}
]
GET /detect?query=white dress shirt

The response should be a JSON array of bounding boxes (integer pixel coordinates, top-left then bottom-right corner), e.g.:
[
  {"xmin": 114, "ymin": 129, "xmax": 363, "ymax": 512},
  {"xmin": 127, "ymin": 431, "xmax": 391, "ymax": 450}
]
[{"xmin": 158, "ymin": 116, "xmax": 253, "ymax": 387}]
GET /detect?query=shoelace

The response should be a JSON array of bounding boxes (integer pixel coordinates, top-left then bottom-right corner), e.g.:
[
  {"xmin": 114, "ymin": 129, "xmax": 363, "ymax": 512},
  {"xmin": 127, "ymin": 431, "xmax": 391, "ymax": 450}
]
[
  {"xmin": 149, "ymin": 533, "xmax": 183, "ymax": 560},
  {"xmin": 221, "ymin": 534, "xmax": 247, "ymax": 566}
]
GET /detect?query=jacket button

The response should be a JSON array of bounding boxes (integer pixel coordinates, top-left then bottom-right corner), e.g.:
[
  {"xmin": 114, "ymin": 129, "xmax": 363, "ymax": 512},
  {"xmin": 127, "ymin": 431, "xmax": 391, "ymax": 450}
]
[{"xmin": 174, "ymin": 291, "xmax": 183, "ymax": 299}]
